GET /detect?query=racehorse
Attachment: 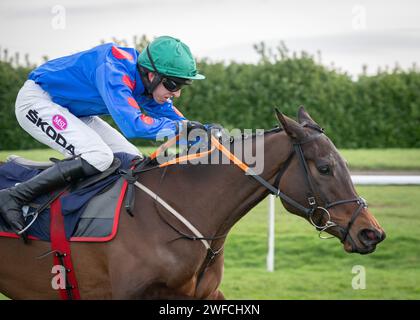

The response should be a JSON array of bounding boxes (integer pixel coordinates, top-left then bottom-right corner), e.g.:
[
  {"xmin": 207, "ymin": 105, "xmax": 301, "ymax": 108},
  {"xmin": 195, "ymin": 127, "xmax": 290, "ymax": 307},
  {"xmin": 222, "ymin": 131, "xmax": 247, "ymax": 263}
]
[{"xmin": 0, "ymin": 107, "xmax": 385, "ymax": 299}]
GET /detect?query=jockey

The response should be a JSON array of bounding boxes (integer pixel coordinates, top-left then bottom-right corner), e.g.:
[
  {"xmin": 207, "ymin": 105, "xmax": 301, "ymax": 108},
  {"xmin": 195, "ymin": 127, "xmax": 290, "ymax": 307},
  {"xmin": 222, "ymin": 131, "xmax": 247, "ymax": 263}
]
[{"xmin": 0, "ymin": 35, "xmax": 205, "ymax": 235}]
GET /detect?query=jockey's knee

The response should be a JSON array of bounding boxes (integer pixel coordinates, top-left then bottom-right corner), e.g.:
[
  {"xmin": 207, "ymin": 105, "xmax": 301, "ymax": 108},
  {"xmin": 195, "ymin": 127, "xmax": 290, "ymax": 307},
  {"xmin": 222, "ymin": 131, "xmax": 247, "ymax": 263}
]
[{"xmin": 80, "ymin": 146, "xmax": 114, "ymax": 173}]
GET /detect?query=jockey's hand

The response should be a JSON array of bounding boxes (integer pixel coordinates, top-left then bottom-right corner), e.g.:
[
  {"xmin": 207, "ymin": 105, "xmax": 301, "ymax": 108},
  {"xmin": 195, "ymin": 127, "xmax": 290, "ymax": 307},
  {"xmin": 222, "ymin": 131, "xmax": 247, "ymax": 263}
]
[
  {"xmin": 177, "ymin": 120, "xmax": 207, "ymax": 149},
  {"xmin": 204, "ymin": 123, "xmax": 224, "ymax": 137},
  {"xmin": 187, "ymin": 121, "xmax": 208, "ymax": 148},
  {"xmin": 186, "ymin": 120, "xmax": 207, "ymax": 133},
  {"xmin": 204, "ymin": 123, "xmax": 230, "ymax": 143}
]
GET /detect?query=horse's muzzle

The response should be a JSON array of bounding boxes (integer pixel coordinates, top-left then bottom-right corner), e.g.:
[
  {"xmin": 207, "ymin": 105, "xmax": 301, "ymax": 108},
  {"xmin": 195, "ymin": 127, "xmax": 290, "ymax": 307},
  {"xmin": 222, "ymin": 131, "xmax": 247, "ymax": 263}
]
[{"xmin": 351, "ymin": 228, "xmax": 386, "ymax": 254}]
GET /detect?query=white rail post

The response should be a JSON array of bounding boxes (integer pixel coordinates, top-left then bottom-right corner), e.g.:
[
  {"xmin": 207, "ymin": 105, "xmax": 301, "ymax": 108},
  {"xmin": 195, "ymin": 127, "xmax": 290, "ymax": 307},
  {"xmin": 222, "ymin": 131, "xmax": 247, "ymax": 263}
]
[{"xmin": 267, "ymin": 194, "xmax": 276, "ymax": 272}]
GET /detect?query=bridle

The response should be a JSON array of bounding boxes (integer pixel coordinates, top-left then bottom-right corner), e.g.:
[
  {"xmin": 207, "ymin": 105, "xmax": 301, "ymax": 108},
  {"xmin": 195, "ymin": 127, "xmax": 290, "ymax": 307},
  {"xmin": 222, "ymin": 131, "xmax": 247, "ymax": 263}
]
[{"xmin": 235, "ymin": 123, "xmax": 367, "ymax": 248}]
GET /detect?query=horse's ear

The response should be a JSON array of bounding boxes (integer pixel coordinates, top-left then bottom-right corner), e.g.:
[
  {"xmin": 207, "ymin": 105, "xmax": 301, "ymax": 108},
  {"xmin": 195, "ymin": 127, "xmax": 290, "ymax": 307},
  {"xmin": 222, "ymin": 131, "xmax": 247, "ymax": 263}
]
[
  {"xmin": 275, "ymin": 108, "xmax": 305, "ymax": 140},
  {"xmin": 297, "ymin": 105, "xmax": 318, "ymax": 125}
]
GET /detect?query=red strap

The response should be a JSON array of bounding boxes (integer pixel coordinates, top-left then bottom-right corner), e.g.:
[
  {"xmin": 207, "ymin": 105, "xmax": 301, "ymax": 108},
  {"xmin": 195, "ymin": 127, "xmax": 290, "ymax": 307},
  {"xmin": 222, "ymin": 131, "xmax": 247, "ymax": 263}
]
[{"xmin": 50, "ymin": 198, "xmax": 81, "ymax": 300}]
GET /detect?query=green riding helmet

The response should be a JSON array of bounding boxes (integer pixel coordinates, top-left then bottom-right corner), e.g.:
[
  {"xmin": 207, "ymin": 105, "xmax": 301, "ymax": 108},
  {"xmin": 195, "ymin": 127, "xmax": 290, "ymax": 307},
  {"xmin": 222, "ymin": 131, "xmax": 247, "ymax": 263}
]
[{"xmin": 138, "ymin": 36, "xmax": 205, "ymax": 80}]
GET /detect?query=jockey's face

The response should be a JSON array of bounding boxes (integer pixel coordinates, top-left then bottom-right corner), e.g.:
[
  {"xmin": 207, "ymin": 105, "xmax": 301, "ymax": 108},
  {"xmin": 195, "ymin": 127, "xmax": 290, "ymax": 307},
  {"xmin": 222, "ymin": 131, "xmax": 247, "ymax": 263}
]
[{"xmin": 148, "ymin": 73, "xmax": 181, "ymax": 104}]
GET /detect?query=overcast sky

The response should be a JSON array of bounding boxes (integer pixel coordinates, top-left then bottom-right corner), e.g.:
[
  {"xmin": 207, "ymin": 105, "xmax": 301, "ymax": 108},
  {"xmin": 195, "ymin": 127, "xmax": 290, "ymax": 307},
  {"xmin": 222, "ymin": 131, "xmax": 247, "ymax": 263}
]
[{"xmin": 1, "ymin": 0, "xmax": 420, "ymax": 76}]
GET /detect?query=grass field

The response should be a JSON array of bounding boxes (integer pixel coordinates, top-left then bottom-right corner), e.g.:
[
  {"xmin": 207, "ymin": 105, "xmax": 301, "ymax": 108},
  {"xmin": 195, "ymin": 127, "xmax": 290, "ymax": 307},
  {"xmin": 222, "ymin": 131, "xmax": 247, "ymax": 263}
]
[
  {"xmin": 220, "ymin": 185, "xmax": 420, "ymax": 299},
  {"xmin": 1, "ymin": 148, "xmax": 420, "ymax": 171},
  {"xmin": 340, "ymin": 149, "xmax": 420, "ymax": 171},
  {"xmin": 0, "ymin": 149, "xmax": 419, "ymax": 299}
]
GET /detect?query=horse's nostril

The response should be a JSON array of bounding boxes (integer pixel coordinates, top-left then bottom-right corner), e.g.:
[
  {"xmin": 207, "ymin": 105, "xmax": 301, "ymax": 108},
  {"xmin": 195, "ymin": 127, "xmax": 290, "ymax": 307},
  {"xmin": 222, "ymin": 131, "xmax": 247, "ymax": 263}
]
[
  {"xmin": 359, "ymin": 228, "xmax": 382, "ymax": 245},
  {"xmin": 366, "ymin": 230, "xmax": 377, "ymax": 240}
]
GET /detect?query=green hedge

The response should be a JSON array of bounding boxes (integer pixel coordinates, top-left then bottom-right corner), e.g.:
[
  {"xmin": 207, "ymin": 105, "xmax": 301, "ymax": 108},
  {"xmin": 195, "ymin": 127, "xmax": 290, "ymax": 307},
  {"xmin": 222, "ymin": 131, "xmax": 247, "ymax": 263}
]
[
  {"xmin": 177, "ymin": 55, "xmax": 420, "ymax": 148},
  {"xmin": 1, "ymin": 47, "xmax": 419, "ymax": 150},
  {"xmin": 0, "ymin": 61, "xmax": 45, "ymax": 150}
]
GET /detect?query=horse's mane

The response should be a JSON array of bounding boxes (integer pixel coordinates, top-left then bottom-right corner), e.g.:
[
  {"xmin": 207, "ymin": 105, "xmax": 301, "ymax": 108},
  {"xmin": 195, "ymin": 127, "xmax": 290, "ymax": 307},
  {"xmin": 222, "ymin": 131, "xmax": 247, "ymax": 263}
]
[{"xmin": 241, "ymin": 126, "xmax": 283, "ymax": 139}]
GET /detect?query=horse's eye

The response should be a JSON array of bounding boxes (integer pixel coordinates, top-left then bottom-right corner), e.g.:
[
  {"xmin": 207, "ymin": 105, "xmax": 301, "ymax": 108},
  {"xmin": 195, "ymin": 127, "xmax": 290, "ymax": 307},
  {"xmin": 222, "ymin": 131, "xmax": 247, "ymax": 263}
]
[{"xmin": 318, "ymin": 165, "xmax": 331, "ymax": 175}]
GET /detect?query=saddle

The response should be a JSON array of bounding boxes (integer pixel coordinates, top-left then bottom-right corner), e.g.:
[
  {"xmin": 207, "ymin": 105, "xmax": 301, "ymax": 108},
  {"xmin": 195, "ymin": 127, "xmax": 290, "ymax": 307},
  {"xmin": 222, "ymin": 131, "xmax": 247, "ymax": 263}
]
[
  {"xmin": 0, "ymin": 152, "xmax": 140, "ymax": 241},
  {"xmin": 6, "ymin": 155, "xmax": 55, "ymax": 170},
  {"xmin": 0, "ymin": 152, "xmax": 143, "ymax": 300},
  {"xmin": 6, "ymin": 154, "xmax": 122, "ymax": 191}
]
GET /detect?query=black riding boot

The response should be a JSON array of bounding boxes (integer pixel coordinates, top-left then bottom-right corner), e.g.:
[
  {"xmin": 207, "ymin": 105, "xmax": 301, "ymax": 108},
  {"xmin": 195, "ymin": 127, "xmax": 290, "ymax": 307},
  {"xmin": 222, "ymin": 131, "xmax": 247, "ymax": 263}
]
[{"xmin": 0, "ymin": 157, "xmax": 100, "ymax": 234}]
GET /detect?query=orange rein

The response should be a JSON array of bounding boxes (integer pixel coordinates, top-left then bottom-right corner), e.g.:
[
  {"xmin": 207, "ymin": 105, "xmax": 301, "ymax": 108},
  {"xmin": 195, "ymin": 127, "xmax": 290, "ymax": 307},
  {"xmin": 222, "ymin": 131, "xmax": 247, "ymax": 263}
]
[{"xmin": 148, "ymin": 134, "xmax": 250, "ymax": 173}]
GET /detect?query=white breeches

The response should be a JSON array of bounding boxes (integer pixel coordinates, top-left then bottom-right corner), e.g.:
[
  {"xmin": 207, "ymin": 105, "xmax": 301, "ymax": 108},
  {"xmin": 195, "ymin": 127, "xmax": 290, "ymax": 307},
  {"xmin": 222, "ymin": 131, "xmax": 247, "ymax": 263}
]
[{"xmin": 15, "ymin": 80, "xmax": 141, "ymax": 172}]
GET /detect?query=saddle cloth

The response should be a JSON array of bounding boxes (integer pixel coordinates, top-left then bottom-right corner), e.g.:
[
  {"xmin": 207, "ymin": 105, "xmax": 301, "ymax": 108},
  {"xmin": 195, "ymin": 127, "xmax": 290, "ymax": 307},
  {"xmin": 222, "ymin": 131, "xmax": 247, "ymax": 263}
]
[{"xmin": 0, "ymin": 152, "xmax": 137, "ymax": 242}]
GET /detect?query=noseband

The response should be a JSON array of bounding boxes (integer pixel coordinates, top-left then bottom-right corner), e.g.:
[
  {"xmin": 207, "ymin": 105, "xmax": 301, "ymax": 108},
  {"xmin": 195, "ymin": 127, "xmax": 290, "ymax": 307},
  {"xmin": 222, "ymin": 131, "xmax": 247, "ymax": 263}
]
[{"xmin": 242, "ymin": 124, "xmax": 367, "ymax": 246}]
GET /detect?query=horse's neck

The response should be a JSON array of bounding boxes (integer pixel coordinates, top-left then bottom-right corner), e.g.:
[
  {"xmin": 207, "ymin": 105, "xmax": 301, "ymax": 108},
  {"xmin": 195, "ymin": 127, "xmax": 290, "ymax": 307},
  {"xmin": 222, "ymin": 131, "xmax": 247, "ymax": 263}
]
[
  {"xmin": 141, "ymin": 132, "xmax": 292, "ymax": 248},
  {"xmin": 209, "ymin": 132, "xmax": 292, "ymax": 236},
  {"xmin": 159, "ymin": 132, "xmax": 292, "ymax": 240}
]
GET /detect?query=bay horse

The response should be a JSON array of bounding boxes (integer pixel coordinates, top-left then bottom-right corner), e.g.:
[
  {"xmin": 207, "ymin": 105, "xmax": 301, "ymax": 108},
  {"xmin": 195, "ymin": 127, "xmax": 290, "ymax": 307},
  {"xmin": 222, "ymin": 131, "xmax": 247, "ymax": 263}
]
[{"xmin": 0, "ymin": 107, "xmax": 385, "ymax": 299}]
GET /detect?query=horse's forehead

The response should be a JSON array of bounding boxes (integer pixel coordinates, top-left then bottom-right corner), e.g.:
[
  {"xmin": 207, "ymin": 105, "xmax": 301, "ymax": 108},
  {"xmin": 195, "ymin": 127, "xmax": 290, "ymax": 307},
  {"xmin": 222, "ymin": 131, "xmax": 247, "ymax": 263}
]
[{"xmin": 311, "ymin": 136, "xmax": 340, "ymax": 159}]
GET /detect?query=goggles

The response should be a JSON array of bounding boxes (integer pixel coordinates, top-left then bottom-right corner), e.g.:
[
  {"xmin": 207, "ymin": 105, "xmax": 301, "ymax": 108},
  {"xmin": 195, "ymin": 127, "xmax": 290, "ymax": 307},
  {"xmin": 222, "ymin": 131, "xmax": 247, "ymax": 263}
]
[
  {"xmin": 146, "ymin": 46, "xmax": 192, "ymax": 92},
  {"xmin": 161, "ymin": 77, "xmax": 191, "ymax": 92}
]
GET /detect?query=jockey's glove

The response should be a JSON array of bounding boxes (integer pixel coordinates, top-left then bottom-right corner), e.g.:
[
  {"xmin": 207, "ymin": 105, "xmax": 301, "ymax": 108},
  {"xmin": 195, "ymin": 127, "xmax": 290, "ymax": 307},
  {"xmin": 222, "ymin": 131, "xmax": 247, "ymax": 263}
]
[
  {"xmin": 186, "ymin": 120, "xmax": 207, "ymax": 133},
  {"xmin": 204, "ymin": 123, "xmax": 224, "ymax": 137}
]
